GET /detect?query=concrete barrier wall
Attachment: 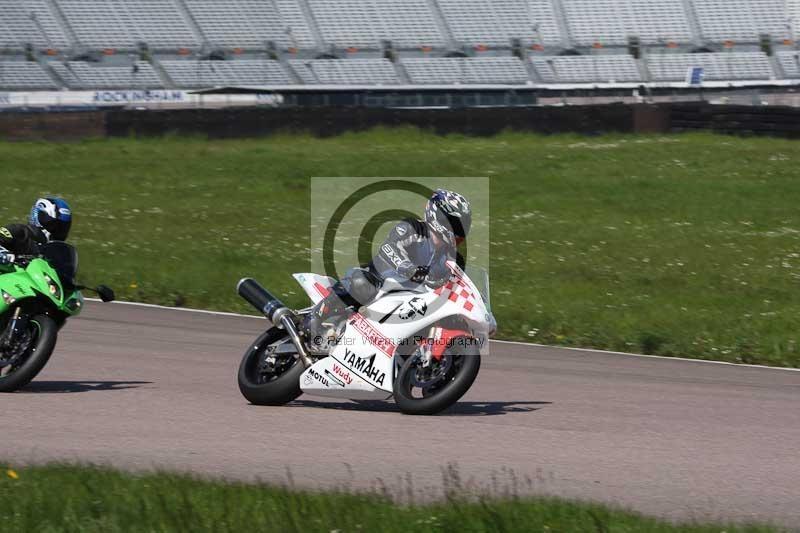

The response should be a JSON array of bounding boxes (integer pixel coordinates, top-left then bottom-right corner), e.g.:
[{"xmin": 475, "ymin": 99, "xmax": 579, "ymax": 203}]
[
  {"xmin": 1, "ymin": 104, "xmax": 798, "ymax": 141},
  {"xmin": 0, "ymin": 110, "xmax": 105, "ymax": 141},
  {"xmin": 670, "ymin": 104, "xmax": 800, "ymax": 138},
  {"xmin": 104, "ymin": 105, "xmax": 642, "ymax": 138}
]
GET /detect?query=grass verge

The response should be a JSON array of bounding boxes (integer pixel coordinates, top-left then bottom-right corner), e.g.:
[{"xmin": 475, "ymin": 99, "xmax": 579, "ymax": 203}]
[
  {"xmin": 0, "ymin": 130, "xmax": 798, "ymax": 366},
  {"xmin": 0, "ymin": 463, "xmax": 780, "ymax": 532}
]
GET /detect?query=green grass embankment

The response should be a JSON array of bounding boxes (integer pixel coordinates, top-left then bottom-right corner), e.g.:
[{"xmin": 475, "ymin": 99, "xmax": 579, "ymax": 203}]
[{"xmin": 1, "ymin": 130, "xmax": 798, "ymax": 366}]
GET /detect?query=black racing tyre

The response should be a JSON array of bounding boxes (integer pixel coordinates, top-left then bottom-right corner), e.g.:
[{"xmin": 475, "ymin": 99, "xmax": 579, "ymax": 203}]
[
  {"xmin": 393, "ymin": 336, "xmax": 481, "ymax": 415},
  {"xmin": 0, "ymin": 314, "xmax": 58, "ymax": 393},
  {"xmin": 238, "ymin": 327, "xmax": 305, "ymax": 406}
]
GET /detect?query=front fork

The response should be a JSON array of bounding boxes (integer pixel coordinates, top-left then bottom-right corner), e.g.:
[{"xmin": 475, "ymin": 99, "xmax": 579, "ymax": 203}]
[
  {"xmin": 0, "ymin": 308, "xmax": 29, "ymax": 361},
  {"xmin": 1, "ymin": 308, "xmax": 21, "ymax": 346},
  {"xmin": 419, "ymin": 326, "xmax": 439, "ymax": 368}
]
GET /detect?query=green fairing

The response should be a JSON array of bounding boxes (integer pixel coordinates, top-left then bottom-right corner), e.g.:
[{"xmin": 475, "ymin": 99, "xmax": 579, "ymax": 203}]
[{"xmin": 0, "ymin": 258, "xmax": 84, "ymax": 317}]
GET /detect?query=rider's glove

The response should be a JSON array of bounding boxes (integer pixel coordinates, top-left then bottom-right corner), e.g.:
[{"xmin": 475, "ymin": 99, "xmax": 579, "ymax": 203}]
[
  {"xmin": 426, "ymin": 265, "xmax": 451, "ymax": 288},
  {"xmin": 410, "ymin": 265, "xmax": 430, "ymax": 283},
  {"xmin": 0, "ymin": 251, "xmax": 15, "ymax": 265}
]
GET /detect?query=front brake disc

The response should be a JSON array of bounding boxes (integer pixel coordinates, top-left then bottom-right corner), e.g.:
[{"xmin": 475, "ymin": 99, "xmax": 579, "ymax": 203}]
[{"xmin": 410, "ymin": 353, "xmax": 453, "ymax": 388}]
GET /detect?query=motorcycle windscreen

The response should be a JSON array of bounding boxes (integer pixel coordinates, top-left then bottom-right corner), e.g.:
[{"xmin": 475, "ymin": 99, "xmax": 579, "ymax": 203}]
[
  {"xmin": 464, "ymin": 266, "xmax": 490, "ymax": 313},
  {"xmin": 40, "ymin": 241, "xmax": 78, "ymax": 289}
]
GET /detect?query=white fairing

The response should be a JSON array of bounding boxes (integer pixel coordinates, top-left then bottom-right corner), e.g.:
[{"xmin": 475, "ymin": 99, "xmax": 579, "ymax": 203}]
[
  {"xmin": 298, "ymin": 355, "xmax": 392, "ymax": 400},
  {"xmin": 296, "ymin": 262, "xmax": 495, "ymax": 400},
  {"xmin": 292, "ymin": 273, "xmax": 336, "ymax": 305}
]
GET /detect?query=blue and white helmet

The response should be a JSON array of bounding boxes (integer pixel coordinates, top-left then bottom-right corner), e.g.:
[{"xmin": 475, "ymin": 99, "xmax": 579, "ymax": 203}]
[
  {"xmin": 424, "ymin": 189, "xmax": 471, "ymax": 242},
  {"xmin": 30, "ymin": 197, "xmax": 72, "ymax": 241}
]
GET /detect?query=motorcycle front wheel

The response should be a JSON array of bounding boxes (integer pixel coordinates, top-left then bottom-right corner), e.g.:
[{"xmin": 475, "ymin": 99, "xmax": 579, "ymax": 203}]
[
  {"xmin": 0, "ymin": 314, "xmax": 58, "ymax": 393},
  {"xmin": 237, "ymin": 327, "xmax": 305, "ymax": 405},
  {"xmin": 393, "ymin": 336, "xmax": 481, "ymax": 415}
]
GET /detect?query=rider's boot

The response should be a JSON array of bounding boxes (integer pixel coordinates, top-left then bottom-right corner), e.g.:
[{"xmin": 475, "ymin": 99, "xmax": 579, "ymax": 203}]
[
  {"xmin": 301, "ymin": 270, "xmax": 379, "ymax": 351},
  {"xmin": 302, "ymin": 292, "xmax": 347, "ymax": 351}
]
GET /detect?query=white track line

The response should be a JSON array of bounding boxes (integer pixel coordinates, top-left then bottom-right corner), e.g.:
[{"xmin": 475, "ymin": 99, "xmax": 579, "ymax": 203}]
[
  {"xmin": 87, "ymin": 298, "xmax": 800, "ymax": 372},
  {"xmin": 491, "ymin": 339, "xmax": 800, "ymax": 372},
  {"xmin": 86, "ymin": 298, "xmax": 262, "ymax": 320}
]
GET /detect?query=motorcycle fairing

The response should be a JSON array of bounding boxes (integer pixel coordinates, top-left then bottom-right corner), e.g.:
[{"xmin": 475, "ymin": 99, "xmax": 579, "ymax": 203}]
[
  {"xmin": 0, "ymin": 271, "xmax": 35, "ymax": 315},
  {"xmin": 294, "ymin": 262, "xmax": 494, "ymax": 399},
  {"xmin": 0, "ymin": 259, "xmax": 67, "ymax": 315},
  {"xmin": 299, "ymin": 355, "xmax": 393, "ymax": 400},
  {"xmin": 331, "ymin": 313, "xmax": 398, "ymax": 392},
  {"xmin": 292, "ymin": 273, "xmax": 336, "ymax": 305},
  {"xmin": 360, "ymin": 284, "xmax": 492, "ymax": 347}
]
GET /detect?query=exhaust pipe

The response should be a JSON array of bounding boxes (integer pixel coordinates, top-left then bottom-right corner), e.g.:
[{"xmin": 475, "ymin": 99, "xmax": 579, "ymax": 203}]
[
  {"xmin": 237, "ymin": 278, "xmax": 312, "ymax": 368},
  {"xmin": 237, "ymin": 278, "xmax": 291, "ymax": 324}
]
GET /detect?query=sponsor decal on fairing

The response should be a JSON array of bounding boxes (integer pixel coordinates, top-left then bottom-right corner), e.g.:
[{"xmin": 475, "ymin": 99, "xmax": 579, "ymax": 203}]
[
  {"xmin": 349, "ymin": 312, "xmax": 395, "ymax": 357},
  {"xmin": 341, "ymin": 349, "xmax": 386, "ymax": 387},
  {"xmin": 330, "ymin": 363, "xmax": 353, "ymax": 385},
  {"xmin": 304, "ymin": 368, "xmax": 329, "ymax": 387},
  {"xmin": 323, "ymin": 368, "xmax": 346, "ymax": 387}
]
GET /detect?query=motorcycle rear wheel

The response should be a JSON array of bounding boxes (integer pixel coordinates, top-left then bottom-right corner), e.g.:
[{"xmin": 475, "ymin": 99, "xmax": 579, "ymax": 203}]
[
  {"xmin": 0, "ymin": 314, "xmax": 58, "ymax": 393},
  {"xmin": 237, "ymin": 328, "xmax": 305, "ymax": 405},
  {"xmin": 393, "ymin": 336, "xmax": 481, "ymax": 415}
]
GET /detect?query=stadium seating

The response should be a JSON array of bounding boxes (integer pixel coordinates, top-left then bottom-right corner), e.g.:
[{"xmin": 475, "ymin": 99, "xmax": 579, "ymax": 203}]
[
  {"xmin": 56, "ymin": 0, "xmax": 138, "ymax": 49},
  {"xmin": 437, "ymin": 0, "xmax": 562, "ymax": 47},
  {"xmin": 0, "ymin": 61, "xmax": 58, "ymax": 89},
  {"xmin": 306, "ymin": 0, "xmax": 444, "ymax": 49},
  {"xmin": 531, "ymin": 55, "xmax": 642, "ymax": 83},
  {"xmin": 790, "ymin": 2, "xmax": 800, "ymax": 40},
  {"xmin": 273, "ymin": 0, "xmax": 318, "ymax": 49},
  {"xmin": 777, "ymin": 51, "xmax": 800, "ymax": 78},
  {"xmin": 161, "ymin": 59, "xmax": 292, "ymax": 87},
  {"xmin": 113, "ymin": 1, "xmax": 198, "ymax": 50},
  {"xmin": 50, "ymin": 60, "xmax": 162, "ymax": 88},
  {"xmin": 289, "ymin": 59, "xmax": 398, "ymax": 84},
  {"xmin": 690, "ymin": 0, "xmax": 788, "ymax": 43},
  {"xmin": 625, "ymin": 0, "xmax": 694, "ymax": 44},
  {"xmin": 403, "ymin": 57, "xmax": 529, "ymax": 84},
  {"xmin": 56, "ymin": 0, "xmax": 197, "ymax": 50},
  {"xmin": 184, "ymin": 0, "xmax": 315, "ymax": 49},
  {"xmin": 0, "ymin": 0, "xmax": 793, "ymax": 90},
  {"xmin": 647, "ymin": 52, "xmax": 773, "ymax": 81},
  {"xmin": 0, "ymin": 0, "xmax": 71, "ymax": 49},
  {"xmin": 55, "ymin": 0, "xmax": 194, "ymax": 50},
  {"xmin": 560, "ymin": 0, "xmax": 693, "ymax": 46},
  {"xmin": 374, "ymin": 0, "xmax": 447, "ymax": 48}
]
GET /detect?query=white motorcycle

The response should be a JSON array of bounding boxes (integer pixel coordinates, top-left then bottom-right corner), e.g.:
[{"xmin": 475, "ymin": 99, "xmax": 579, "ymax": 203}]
[{"xmin": 236, "ymin": 262, "xmax": 496, "ymax": 415}]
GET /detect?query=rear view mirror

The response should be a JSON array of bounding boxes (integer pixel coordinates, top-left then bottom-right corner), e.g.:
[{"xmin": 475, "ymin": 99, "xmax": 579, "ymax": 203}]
[{"xmin": 96, "ymin": 285, "xmax": 115, "ymax": 303}]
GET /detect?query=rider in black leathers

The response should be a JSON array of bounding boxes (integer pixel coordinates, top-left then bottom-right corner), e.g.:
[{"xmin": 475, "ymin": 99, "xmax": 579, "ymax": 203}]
[
  {"xmin": 0, "ymin": 198, "xmax": 72, "ymax": 266},
  {"xmin": 304, "ymin": 189, "xmax": 472, "ymax": 343}
]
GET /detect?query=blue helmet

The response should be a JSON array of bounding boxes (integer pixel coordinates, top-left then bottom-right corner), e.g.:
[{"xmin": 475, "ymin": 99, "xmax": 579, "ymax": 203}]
[{"xmin": 30, "ymin": 197, "xmax": 72, "ymax": 241}]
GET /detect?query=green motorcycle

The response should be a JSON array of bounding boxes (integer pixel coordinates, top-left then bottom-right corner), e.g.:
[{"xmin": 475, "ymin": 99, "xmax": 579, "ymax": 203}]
[{"xmin": 0, "ymin": 241, "xmax": 114, "ymax": 392}]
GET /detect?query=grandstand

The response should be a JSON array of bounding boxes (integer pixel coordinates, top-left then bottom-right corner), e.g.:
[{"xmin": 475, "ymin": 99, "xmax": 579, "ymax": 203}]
[
  {"xmin": 0, "ymin": 0, "xmax": 798, "ymax": 90},
  {"xmin": 289, "ymin": 58, "xmax": 398, "ymax": 84},
  {"xmin": 647, "ymin": 52, "xmax": 774, "ymax": 81},
  {"xmin": 403, "ymin": 57, "xmax": 530, "ymax": 84},
  {"xmin": 531, "ymin": 55, "xmax": 641, "ymax": 83},
  {"xmin": 50, "ymin": 60, "xmax": 162, "ymax": 89},
  {"xmin": 161, "ymin": 59, "xmax": 292, "ymax": 87}
]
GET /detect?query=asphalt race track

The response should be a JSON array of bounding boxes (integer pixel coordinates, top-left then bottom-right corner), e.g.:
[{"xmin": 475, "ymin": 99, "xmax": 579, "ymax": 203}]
[{"xmin": 4, "ymin": 301, "xmax": 800, "ymax": 527}]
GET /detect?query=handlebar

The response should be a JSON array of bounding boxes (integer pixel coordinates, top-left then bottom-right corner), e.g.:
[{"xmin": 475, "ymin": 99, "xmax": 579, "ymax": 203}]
[
  {"xmin": 0, "ymin": 254, "xmax": 40, "ymax": 269},
  {"xmin": 425, "ymin": 277, "xmax": 451, "ymax": 289},
  {"xmin": 11, "ymin": 254, "xmax": 38, "ymax": 267}
]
